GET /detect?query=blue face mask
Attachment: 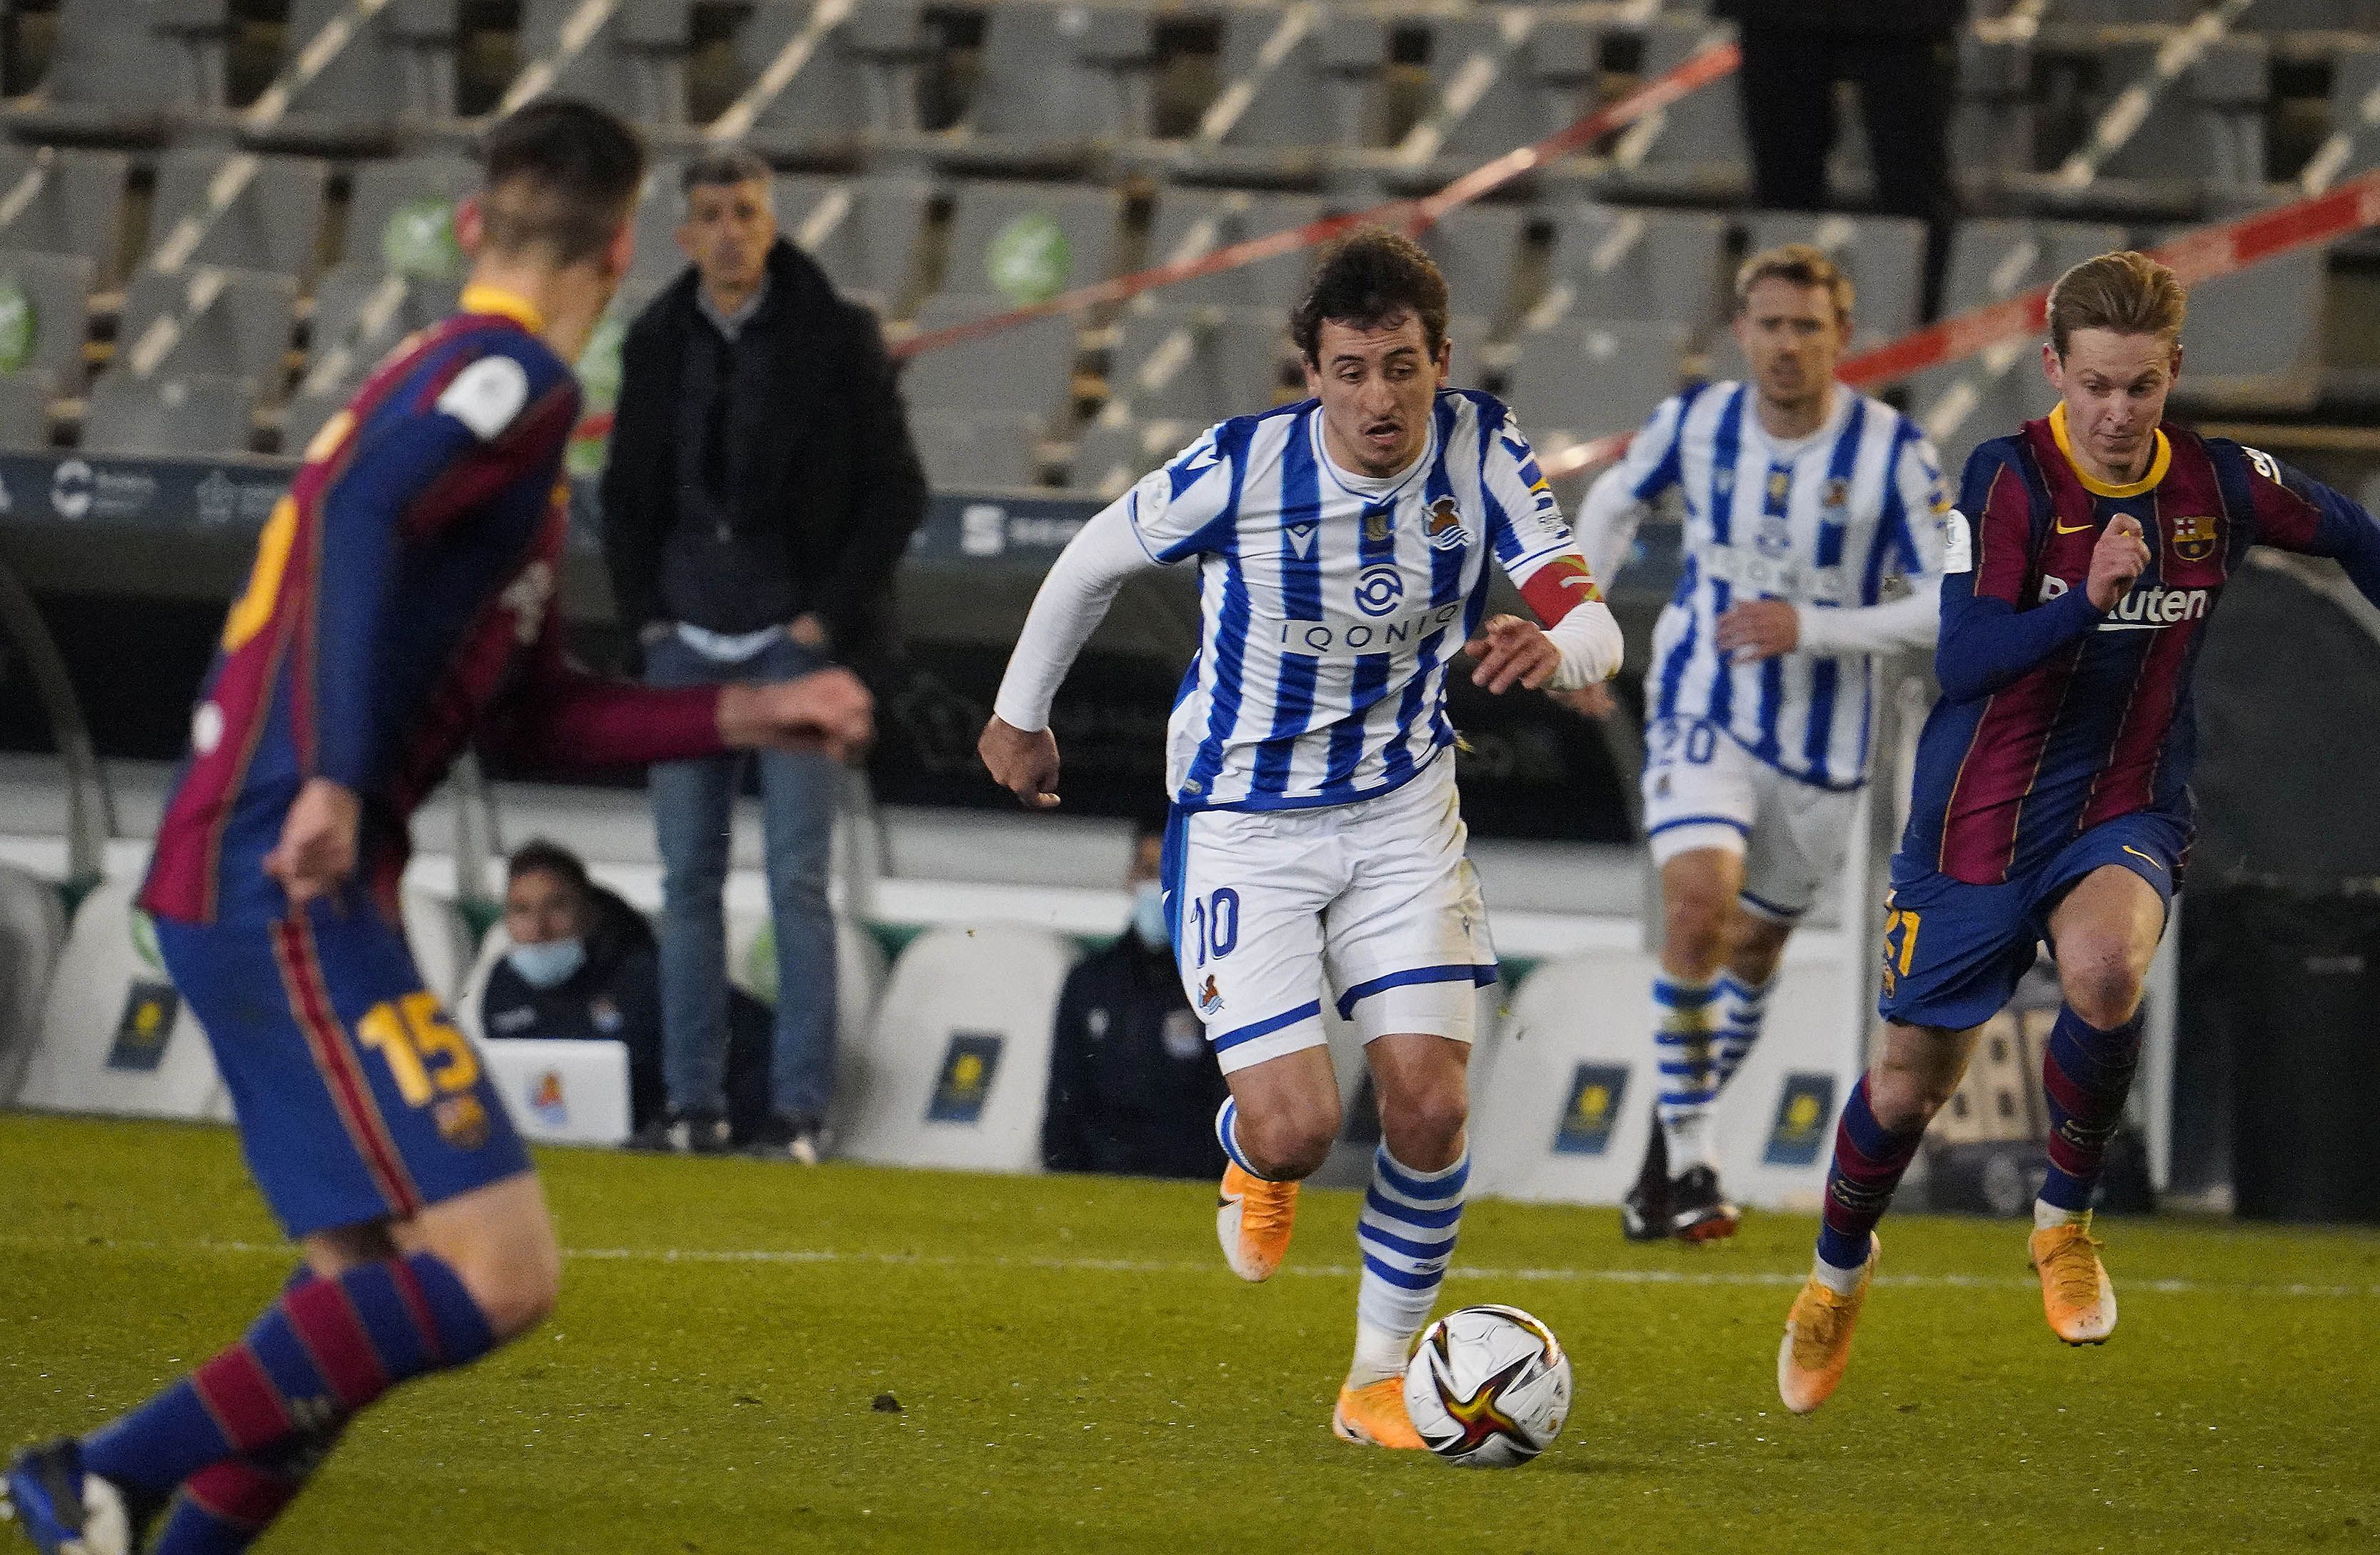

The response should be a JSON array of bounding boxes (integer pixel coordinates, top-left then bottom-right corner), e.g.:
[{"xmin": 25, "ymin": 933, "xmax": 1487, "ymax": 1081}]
[
  {"xmin": 508, "ymin": 936, "xmax": 586, "ymax": 990},
  {"xmin": 1130, "ymin": 881, "xmax": 1169, "ymax": 948}
]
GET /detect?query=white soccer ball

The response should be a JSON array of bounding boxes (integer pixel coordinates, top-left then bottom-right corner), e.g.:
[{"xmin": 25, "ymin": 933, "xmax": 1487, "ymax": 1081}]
[{"xmin": 1402, "ymin": 1304, "xmax": 1573, "ymax": 1468}]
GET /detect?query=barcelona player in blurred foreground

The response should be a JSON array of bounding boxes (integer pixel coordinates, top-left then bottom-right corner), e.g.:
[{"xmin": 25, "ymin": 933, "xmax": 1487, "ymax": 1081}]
[
  {"xmin": 3, "ymin": 101, "xmax": 870, "ymax": 1552},
  {"xmin": 1778, "ymin": 251, "xmax": 2380, "ymax": 1414}
]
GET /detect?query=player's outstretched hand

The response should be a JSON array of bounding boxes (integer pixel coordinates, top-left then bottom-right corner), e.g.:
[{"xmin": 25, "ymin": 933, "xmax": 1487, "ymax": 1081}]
[
  {"xmin": 719, "ymin": 669, "xmax": 875, "ymax": 763},
  {"xmin": 979, "ymin": 716, "xmax": 1062, "ymax": 809},
  {"xmin": 1714, "ymin": 598, "xmax": 1800, "ymax": 663},
  {"xmin": 263, "ymin": 777, "xmax": 360, "ymax": 911},
  {"xmin": 1465, "ymin": 614, "xmax": 1561, "ymax": 694},
  {"xmin": 2087, "ymin": 514, "xmax": 2151, "ymax": 611}
]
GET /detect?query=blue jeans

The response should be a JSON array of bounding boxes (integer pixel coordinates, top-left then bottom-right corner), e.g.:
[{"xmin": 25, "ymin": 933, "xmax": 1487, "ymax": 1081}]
[{"xmin": 646, "ymin": 630, "xmax": 840, "ymax": 1123}]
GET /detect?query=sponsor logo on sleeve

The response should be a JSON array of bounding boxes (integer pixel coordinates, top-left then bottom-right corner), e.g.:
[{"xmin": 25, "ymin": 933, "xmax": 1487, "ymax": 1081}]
[
  {"xmin": 436, "ymin": 354, "xmax": 531, "ymax": 441},
  {"xmin": 1942, "ymin": 509, "xmax": 1973, "ymax": 574}
]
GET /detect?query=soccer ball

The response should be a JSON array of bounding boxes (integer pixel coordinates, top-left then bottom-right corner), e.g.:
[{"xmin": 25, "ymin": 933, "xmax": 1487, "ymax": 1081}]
[{"xmin": 1402, "ymin": 1304, "xmax": 1573, "ymax": 1467}]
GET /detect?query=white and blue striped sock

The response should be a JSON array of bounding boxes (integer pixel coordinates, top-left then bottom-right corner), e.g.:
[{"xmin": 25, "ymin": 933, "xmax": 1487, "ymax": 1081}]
[
  {"xmin": 1654, "ymin": 974, "xmax": 1719, "ymax": 1172},
  {"xmin": 1215, "ymin": 1096, "xmax": 1278, "ymax": 1180},
  {"xmin": 1350, "ymin": 1143, "xmax": 1468, "ymax": 1386},
  {"xmin": 1711, "ymin": 970, "xmax": 1773, "ymax": 1096}
]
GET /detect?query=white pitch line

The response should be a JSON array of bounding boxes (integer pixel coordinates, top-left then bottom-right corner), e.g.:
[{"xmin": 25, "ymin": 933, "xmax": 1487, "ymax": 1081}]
[{"xmin": 3, "ymin": 1232, "xmax": 2377, "ymax": 1302}]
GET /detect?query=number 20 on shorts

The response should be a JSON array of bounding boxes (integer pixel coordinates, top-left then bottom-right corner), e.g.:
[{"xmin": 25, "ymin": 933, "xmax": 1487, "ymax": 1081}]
[{"xmin": 1189, "ymin": 888, "xmax": 1240, "ymax": 968}]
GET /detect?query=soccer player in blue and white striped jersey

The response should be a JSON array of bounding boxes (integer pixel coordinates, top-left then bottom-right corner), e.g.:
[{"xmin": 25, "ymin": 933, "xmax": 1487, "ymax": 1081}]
[
  {"xmin": 1576, "ymin": 244, "xmax": 1950, "ymax": 1242},
  {"xmin": 982, "ymin": 231, "xmax": 1623, "ymax": 1450}
]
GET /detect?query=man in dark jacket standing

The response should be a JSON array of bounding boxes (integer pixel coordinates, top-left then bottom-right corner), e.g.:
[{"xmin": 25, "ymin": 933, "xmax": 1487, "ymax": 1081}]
[
  {"xmin": 601, "ymin": 150, "xmax": 927, "ymax": 1163},
  {"xmin": 1040, "ymin": 820, "xmax": 1230, "ymax": 1180},
  {"xmin": 1718, "ymin": 0, "xmax": 1965, "ymax": 321}
]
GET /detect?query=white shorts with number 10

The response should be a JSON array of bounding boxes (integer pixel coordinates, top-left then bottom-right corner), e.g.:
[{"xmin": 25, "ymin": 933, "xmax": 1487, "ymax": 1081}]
[
  {"xmin": 1641, "ymin": 716, "xmax": 1859, "ymax": 922},
  {"xmin": 1165, "ymin": 753, "xmax": 1497, "ymax": 1076}
]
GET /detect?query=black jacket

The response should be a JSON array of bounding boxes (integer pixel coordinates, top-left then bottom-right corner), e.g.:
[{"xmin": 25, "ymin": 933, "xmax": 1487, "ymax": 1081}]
[
  {"xmin": 481, "ymin": 886, "xmax": 773, "ymax": 1138},
  {"xmin": 599, "ymin": 239, "xmax": 928, "ymax": 663},
  {"xmin": 1717, "ymin": 0, "xmax": 1964, "ymax": 33},
  {"xmin": 1041, "ymin": 929, "xmax": 1230, "ymax": 1180}
]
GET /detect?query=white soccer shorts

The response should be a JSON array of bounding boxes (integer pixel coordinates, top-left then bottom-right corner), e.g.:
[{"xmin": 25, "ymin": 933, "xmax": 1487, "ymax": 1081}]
[
  {"xmin": 1640, "ymin": 716, "xmax": 1857, "ymax": 921},
  {"xmin": 1165, "ymin": 754, "xmax": 1497, "ymax": 1075}
]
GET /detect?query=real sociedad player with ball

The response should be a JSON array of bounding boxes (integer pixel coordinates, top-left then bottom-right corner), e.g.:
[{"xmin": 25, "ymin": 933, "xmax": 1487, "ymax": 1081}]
[{"xmin": 980, "ymin": 229, "xmax": 1624, "ymax": 1450}]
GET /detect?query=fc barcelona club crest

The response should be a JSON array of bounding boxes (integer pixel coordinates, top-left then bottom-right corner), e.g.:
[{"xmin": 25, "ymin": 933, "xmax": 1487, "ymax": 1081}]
[{"xmin": 2171, "ymin": 512, "xmax": 2219, "ymax": 563}]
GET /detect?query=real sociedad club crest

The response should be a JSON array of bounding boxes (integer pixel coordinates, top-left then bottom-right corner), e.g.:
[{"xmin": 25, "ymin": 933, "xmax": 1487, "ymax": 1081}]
[{"xmin": 1425, "ymin": 496, "xmax": 1465, "ymax": 551}]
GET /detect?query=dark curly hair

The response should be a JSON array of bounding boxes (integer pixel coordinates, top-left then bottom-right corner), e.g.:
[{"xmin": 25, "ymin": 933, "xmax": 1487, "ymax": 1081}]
[{"xmin": 1290, "ymin": 227, "xmax": 1450, "ymax": 365}]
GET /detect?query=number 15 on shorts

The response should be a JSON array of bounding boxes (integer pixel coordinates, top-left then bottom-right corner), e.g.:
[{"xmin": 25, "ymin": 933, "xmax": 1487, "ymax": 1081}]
[{"xmin": 1189, "ymin": 888, "xmax": 1240, "ymax": 967}]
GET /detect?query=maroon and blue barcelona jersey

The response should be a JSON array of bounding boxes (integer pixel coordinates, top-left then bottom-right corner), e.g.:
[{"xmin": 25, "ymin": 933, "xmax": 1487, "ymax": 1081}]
[
  {"xmin": 1899, "ymin": 405, "xmax": 2380, "ymax": 889},
  {"xmin": 143, "ymin": 286, "xmax": 725, "ymax": 929}
]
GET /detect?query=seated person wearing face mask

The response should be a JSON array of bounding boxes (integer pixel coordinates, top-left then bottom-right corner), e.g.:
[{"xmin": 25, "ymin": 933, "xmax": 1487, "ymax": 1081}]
[
  {"xmin": 483, "ymin": 840, "xmax": 772, "ymax": 1144},
  {"xmin": 1040, "ymin": 817, "xmax": 1231, "ymax": 1180}
]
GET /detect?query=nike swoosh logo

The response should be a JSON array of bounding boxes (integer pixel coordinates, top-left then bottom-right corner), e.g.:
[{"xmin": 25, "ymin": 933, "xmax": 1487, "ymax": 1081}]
[
  {"xmin": 2122, "ymin": 846, "xmax": 2166, "ymax": 870},
  {"xmin": 2054, "ymin": 519, "xmax": 2095, "ymax": 534}
]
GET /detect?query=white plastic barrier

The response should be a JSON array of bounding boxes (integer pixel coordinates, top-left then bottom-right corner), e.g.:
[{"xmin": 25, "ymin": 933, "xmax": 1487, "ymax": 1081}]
[
  {"xmin": 479, "ymin": 1037, "xmax": 632, "ymax": 1146},
  {"xmin": 730, "ymin": 911, "xmax": 891, "ymax": 1066},
  {"xmin": 0, "ymin": 863, "xmax": 66, "ymax": 1104},
  {"xmin": 837, "ymin": 925, "xmax": 1075, "ymax": 1173},
  {"xmin": 16, "ymin": 878, "xmax": 229, "ymax": 1121},
  {"xmin": 1471, "ymin": 949, "xmax": 1851, "ymax": 1209},
  {"xmin": 401, "ymin": 887, "xmax": 473, "ymax": 1006}
]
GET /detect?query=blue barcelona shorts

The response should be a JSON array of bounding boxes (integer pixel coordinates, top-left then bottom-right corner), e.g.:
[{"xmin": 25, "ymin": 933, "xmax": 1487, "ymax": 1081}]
[
  {"xmin": 156, "ymin": 890, "xmax": 531, "ymax": 1239},
  {"xmin": 1877, "ymin": 809, "xmax": 2189, "ymax": 1034}
]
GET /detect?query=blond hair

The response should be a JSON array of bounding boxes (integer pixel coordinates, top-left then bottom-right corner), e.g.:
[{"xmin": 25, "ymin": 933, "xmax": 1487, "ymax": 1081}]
[
  {"xmin": 2047, "ymin": 251, "xmax": 2186, "ymax": 358},
  {"xmin": 1734, "ymin": 244, "xmax": 1854, "ymax": 325}
]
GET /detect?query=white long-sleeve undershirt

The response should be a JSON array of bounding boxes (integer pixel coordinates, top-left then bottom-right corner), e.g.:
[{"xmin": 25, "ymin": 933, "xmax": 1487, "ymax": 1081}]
[{"xmin": 992, "ymin": 497, "xmax": 1153, "ymax": 734}]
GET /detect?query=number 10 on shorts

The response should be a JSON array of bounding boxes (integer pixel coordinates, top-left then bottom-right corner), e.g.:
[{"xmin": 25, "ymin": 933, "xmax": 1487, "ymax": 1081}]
[{"xmin": 1189, "ymin": 888, "xmax": 1240, "ymax": 967}]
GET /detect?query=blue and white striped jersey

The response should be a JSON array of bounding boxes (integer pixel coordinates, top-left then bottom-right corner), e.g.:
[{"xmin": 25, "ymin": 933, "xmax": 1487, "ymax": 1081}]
[
  {"xmin": 1131, "ymin": 389, "xmax": 1587, "ymax": 811},
  {"xmin": 1606, "ymin": 381, "xmax": 1949, "ymax": 790}
]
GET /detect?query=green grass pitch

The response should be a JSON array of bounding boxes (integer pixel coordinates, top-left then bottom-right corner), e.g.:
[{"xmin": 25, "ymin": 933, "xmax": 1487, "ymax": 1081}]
[{"xmin": 3, "ymin": 1114, "xmax": 2377, "ymax": 1554}]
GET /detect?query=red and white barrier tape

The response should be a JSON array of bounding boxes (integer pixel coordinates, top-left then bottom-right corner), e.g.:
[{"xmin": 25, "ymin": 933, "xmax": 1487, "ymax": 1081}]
[
  {"xmin": 1537, "ymin": 167, "xmax": 2380, "ymax": 481},
  {"xmin": 891, "ymin": 38, "xmax": 1742, "ymax": 360}
]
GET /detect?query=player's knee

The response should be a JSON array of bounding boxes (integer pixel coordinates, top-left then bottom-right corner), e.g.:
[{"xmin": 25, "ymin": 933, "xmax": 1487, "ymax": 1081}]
[
  {"xmin": 1241, "ymin": 1097, "xmax": 1338, "ymax": 1181},
  {"xmin": 451, "ymin": 1233, "xmax": 562, "ymax": 1342},
  {"xmin": 1378, "ymin": 1085, "xmax": 1467, "ymax": 1170},
  {"xmin": 1662, "ymin": 885, "xmax": 1733, "ymax": 974},
  {"xmin": 1866, "ymin": 1059, "xmax": 1953, "ymax": 1132},
  {"xmin": 2060, "ymin": 943, "xmax": 2148, "ymax": 1030}
]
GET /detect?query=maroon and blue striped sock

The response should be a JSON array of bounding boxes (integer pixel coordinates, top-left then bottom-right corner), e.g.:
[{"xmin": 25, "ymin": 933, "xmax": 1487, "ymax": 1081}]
[
  {"xmin": 2037, "ymin": 1006, "xmax": 2144, "ymax": 1214},
  {"xmin": 80, "ymin": 1251, "xmax": 493, "ymax": 1497},
  {"xmin": 146, "ymin": 1421, "xmax": 346, "ymax": 1555},
  {"xmin": 1814, "ymin": 1076, "xmax": 1925, "ymax": 1271}
]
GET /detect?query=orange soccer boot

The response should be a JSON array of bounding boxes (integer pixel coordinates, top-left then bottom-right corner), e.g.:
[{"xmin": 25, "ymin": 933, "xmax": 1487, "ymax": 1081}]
[
  {"xmin": 1217, "ymin": 1161, "xmax": 1299, "ymax": 1282},
  {"xmin": 1331, "ymin": 1378, "xmax": 1426, "ymax": 1449},
  {"xmin": 1777, "ymin": 1234, "xmax": 1878, "ymax": 1416},
  {"xmin": 2029, "ymin": 1222, "xmax": 2118, "ymax": 1345}
]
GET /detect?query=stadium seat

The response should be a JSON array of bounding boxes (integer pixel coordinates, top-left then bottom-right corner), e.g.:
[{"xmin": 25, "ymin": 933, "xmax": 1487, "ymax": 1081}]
[
  {"xmin": 0, "ymin": 369, "xmax": 55, "ymax": 448},
  {"xmin": 910, "ymin": 412, "xmax": 1044, "ymax": 489},
  {"xmin": 1744, "ymin": 214, "xmax": 1928, "ymax": 351},
  {"xmin": 1952, "ymin": 31, "xmax": 2036, "ymax": 187},
  {"xmin": 1503, "ymin": 319, "xmax": 1690, "ymax": 441},
  {"xmin": 271, "ymin": 0, "xmax": 423, "ymax": 141},
  {"xmin": 1432, "ymin": 13, "xmax": 1601, "ymax": 162},
  {"xmin": 0, "ymin": 862, "xmax": 66, "ymax": 1106},
  {"xmin": 1069, "ymin": 409, "xmax": 1197, "ymax": 498},
  {"xmin": 1612, "ymin": 14, "xmax": 1748, "ymax": 201},
  {"xmin": 793, "ymin": 176, "xmax": 931, "ymax": 306},
  {"xmin": 308, "ymin": 262, "xmax": 460, "ymax": 377},
  {"xmin": 1939, "ymin": 218, "xmax": 2129, "ymax": 317},
  {"xmin": 2161, "ymin": 196, "xmax": 2328, "ymax": 410},
  {"xmin": 146, "ymin": 153, "xmax": 330, "ymax": 281},
  {"xmin": 0, "ymin": 146, "xmax": 129, "ymax": 280},
  {"xmin": 2092, "ymin": 34, "xmax": 2271, "ymax": 191},
  {"xmin": 1417, "ymin": 206, "xmax": 1525, "ymax": 331},
  {"xmin": 1541, "ymin": 204, "xmax": 1726, "ymax": 331},
  {"xmin": 900, "ymin": 296, "xmax": 1080, "ymax": 418},
  {"xmin": 730, "ymin": 0, "xmax": 880, "ymax": 159},
  {"xmin": 14, "ymin": 876, "xmax": 230, "ymax": 1122},
  {"xmin": 836, "ymin": 924, "xmax": 1075, "ymax": 1173},
  {"xmin": 1143, "ymin": 188, "xmax": 1331, "ymax": 314},
  {"xmin": 968, "ymin": 2, "xmax": 1153, "ymax": 154},
  {"xmin": 115, "ymin": 268, "xmax": 296, "ymax": 384},
  {"xmin": 1106, "ymin": 305, "xmax": 1294, "ymax": 428},
  {"xmin": 2323, "ymin": 41, "xmax": 2380, "ymax": 186},
  {"xmin": 0, "ymin": 250, "xmax": 93, "ymax": 379},
  {"xmin": 342, "ymin": 155, "xmax": 476, "ymax": 279},
  {"xmin": 81, "ymin": 371, "xmax": 258, "ymax": 458},
  {"xmin": 940, "ymin": 181, "xmax": 1120, "ymax": 304},
  {"xmin": 4, "ymin": 0, "xmax": 204, "ymax": 141},
  {"xmin": 532, "ymin": 0, "xmax": 698, "ymax": 129},
  {"xmin": 1209, "ymin": 4, "xmax": 1402, "ymax": 160}
]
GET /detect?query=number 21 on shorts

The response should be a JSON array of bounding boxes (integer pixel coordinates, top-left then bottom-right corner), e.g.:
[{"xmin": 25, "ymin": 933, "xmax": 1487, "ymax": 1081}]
[{"xmin": 1188, "ymin": 888, "xmax": 1240, "ymax": 968}]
